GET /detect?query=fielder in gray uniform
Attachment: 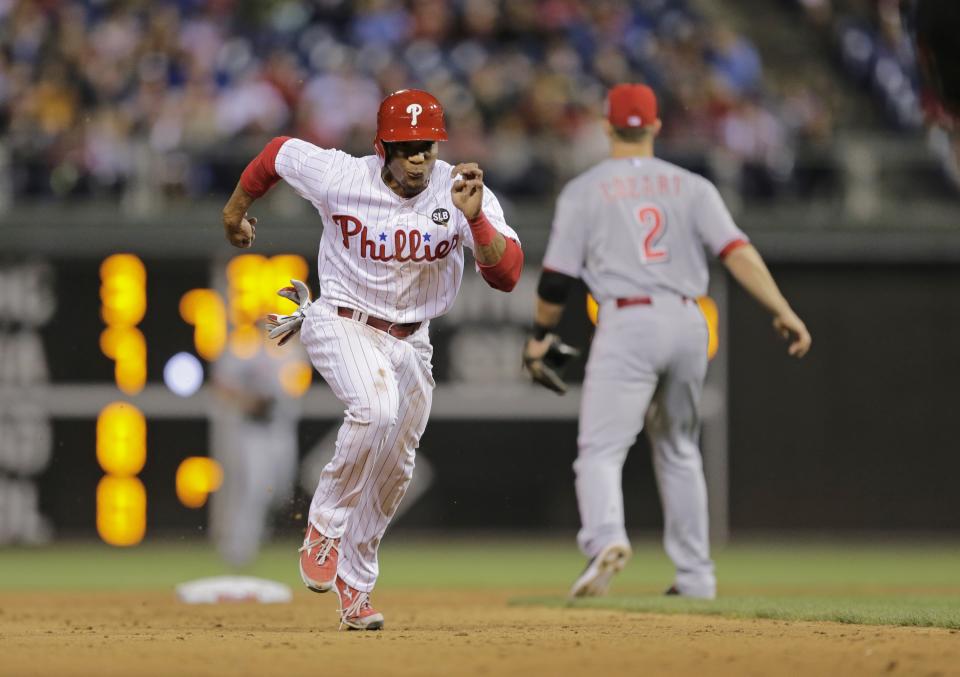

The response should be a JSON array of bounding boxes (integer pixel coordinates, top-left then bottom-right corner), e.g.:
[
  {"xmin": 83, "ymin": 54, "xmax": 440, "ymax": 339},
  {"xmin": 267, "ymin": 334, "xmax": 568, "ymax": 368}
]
[
  {"xmin": 209, "ymin": 341, "xmax": 302, "ymax": 567},
  {"xmin": 523, "ymin": 84, "xmax": 811, "ymax": 599}
]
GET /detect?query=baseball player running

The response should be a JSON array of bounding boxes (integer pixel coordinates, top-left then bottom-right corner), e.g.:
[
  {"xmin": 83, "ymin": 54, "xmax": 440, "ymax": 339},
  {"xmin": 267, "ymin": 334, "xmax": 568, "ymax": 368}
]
[
  {"xmin": 523, "ymin": 84, "xmax": 811, "ymax": 600},
  {"xmin": 221, "ymin": 90, "xmax": 523, "ymax": 629}
]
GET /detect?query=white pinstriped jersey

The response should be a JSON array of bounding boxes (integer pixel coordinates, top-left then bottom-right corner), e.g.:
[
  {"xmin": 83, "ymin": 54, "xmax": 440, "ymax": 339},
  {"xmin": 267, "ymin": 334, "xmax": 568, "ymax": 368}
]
[
  {"xmin": 275, "ymin": 138, "xmax": 519, "ymax": 324},
  {"xmin": 543, "ymin": 156, "xmax": 747, "ymax": 301}
]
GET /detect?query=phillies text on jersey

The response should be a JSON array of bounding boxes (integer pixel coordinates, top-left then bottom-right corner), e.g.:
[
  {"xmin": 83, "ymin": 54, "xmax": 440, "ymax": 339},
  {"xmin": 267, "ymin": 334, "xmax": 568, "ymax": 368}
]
[
  {"xmin": 332, "ymin": 214, "xmax": 461, "ymax": 263},
  {"xmin": 275, "ymin": 138, "xmax": 519, "ymax": 324}
]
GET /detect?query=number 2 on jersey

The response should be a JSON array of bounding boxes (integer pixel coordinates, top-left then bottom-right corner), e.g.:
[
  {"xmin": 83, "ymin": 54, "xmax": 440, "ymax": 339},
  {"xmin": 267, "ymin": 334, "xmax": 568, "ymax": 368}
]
[{"xmin": 635, "ymin": 204, "xmax": 668, "ymax": 264}]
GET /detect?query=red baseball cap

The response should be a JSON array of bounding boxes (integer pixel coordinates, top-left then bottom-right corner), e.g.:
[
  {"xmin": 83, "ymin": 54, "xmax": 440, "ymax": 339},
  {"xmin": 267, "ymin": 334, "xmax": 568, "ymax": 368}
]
[{"xmin": 606, "ymin": 84, "xmax": 658, "ymax": 128}]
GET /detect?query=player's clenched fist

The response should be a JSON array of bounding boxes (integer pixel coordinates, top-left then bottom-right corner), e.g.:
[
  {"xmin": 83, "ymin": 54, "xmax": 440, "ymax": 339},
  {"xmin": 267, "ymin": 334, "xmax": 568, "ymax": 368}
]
[
  {"xmin": 222, "ymin": 182, "xmax": 259, "ymax": 248},
  {"xmin": 224, "ymin": 213, "xmax": 257, "ymax": 248},
  {"xmin": 450, "ymin": 162, "xmax": 484, "ymax": 220}
]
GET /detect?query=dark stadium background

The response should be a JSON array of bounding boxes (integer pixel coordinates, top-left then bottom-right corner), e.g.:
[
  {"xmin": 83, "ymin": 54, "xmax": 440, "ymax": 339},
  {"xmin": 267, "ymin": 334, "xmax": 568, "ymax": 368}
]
[{"xmin": 2, "ymin": 0, "xmax": 959, "ymax": 548}]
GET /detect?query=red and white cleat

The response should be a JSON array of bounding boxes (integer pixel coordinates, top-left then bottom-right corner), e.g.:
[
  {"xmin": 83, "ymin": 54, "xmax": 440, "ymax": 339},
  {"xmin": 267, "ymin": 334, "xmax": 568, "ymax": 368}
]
[
  {"xmin": 335, "ymin": 577, "xmax": 385, "ymax": 631},
  {"xmin": 298, "ymin": 524, "xmax": 339, "ymax": 593}
]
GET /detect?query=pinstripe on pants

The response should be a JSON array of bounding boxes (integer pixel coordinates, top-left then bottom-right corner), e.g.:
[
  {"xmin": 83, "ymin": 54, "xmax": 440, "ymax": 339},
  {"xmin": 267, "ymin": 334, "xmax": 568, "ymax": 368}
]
[{"xmin": 300, "ymin": 300, "xmax": 434, "ymax": 592}]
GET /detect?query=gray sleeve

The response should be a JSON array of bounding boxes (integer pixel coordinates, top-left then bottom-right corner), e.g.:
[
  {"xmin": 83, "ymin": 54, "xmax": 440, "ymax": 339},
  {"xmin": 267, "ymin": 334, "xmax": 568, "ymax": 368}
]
[
  {"xmin": 542, "ymin": 183, "xmax": 589, "ymax": 277},
  {"xmin": 693, "ymin": 180, "xmax": 749, "ymax": 257},
  {"xmin": 212, "ymin": 352, "xmax": 243, "ymax": 386}
]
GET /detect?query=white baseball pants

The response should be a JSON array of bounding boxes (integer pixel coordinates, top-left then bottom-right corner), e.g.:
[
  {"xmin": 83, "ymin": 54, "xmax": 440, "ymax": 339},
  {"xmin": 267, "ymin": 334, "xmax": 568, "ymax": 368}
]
[
  {"xmin": 575, "ymin": 294, "xmax": 716, "ymax": 598},
  {"xmin": 300, "ymin": 300, "xmax": 434, "ymax": 592}
]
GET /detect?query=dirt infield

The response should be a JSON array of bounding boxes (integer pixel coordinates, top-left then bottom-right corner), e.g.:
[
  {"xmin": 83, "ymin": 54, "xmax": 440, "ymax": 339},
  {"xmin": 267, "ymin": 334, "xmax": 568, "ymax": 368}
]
[{"xmin": 1, "ymin": 590, "xmax": 958, "ymax": 677}]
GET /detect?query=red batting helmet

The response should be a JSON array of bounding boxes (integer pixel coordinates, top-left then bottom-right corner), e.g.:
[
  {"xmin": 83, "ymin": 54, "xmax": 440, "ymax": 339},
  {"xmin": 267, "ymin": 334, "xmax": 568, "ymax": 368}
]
[{"xmin": 374, "ymin": 89, "xmax": 448, "ymax": 161}]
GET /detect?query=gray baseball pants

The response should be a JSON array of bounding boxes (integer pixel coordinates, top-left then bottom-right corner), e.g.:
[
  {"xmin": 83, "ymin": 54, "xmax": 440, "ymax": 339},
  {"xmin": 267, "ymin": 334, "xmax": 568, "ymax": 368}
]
[{"xmin": 575, "ymin": 293, "xmax": 716, "ymax": 598}]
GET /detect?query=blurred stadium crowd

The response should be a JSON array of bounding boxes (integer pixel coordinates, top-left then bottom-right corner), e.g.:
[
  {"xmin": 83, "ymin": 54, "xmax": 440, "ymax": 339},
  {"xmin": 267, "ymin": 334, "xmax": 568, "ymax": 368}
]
[
  {"xmin": 1, "ymin": 0, "xmax": 838, "ymax": 202},
  {"xmin": 798, "ymin": 0, "xmax": 922, "ymax": 129},
  {"xmin": 795, "ymin": 0, "xmax": 959, "ymax": 189},
  {"xmin": 0, "ymin": 0, "xmax": 947, "ymax": 203}
]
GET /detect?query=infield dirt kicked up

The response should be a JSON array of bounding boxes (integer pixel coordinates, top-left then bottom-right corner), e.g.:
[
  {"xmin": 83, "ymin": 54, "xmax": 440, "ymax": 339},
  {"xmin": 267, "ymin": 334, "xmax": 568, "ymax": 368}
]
[{"xmin": 2, "ymin": 589, "xmax": 958, "ymax": 677}]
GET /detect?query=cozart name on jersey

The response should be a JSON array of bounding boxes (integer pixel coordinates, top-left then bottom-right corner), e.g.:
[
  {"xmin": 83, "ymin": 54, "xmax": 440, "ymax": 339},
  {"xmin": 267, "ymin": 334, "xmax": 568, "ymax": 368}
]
[{"xmin": 333, "ymin": 213, "xmax": 460, "ymax": 263}]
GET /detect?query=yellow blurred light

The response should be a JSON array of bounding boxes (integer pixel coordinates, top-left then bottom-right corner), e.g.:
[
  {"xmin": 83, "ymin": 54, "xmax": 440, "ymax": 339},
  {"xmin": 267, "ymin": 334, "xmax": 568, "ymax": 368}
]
[
  {"xmin": 180, "ymin": 289, "xmax": 228, "ymax": 361},
  {"xmin": 226, "ymin": 254, "xmax": 268, "ymax": 325},
  {"xmin": 96, "ymin": 475, "xmax": 146, "ymax": 546},
  {"xmin": 99, "ymin": 254, "xmax": 146, "ymax": 327},
  {"xmin": 586, "ymin": 293, "xmax": 599, "ymax": 326},
  {"xmin": 115, "ymin": 360, "xmax": 147, "ymax": 395},
  {"xmin": 226, "ymin": 253, "xmax": 267, "ymax": 282},
  {"xmin": 100, "ymin": 326, "xmax": 147, "ymax": 359},
  {"xmin": 265, "ymin": 255, "xmax": 309, "ymax": 313},
  {"xmin": 697, "ymin": 296, "xmax": 720, "ymax": 361},
  {"xmin": 229, "ymin": 324, "xmax": 262, "ymax": 359},
  {"xmin": 176, "ymin": 457, "xmax": 223, "ymax": 509},
  {"xmin": 279, "ymin": 360, "xmax": 313, "ymax": 397},
  {"xmin": 231, "ymin": 293, "xmax": 263, "ymax": 326},
  {"xmin": 226, "ymin": 254, "xmax": 310, "ymax": 325},
  {"xmin": 100, "ymin": 254, "xmax": 146, "ymax": 283},
  {"xmin": 96, "ymin": 402, "xmax": 147, "ymax": 476},
  {"xmin": 100, "ymin": 327, "xmax": 147, "ymax": 394}
]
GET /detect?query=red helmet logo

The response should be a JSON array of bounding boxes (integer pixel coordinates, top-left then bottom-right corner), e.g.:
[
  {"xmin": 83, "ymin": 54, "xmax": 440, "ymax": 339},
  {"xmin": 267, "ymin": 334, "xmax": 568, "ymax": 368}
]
[{"xmin": 374, "ymin": 89, "xmax": 448, "ymax": 160}]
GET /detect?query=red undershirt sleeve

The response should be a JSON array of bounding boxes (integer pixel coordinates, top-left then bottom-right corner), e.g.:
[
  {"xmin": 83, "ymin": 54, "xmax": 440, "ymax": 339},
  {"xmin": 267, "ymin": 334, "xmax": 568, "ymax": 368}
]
[
  {"xmin": 239, "ymin": 136, "xmax": 291, "ymax": 198},
  {"xmin": 469, "ymin": 211, "xmax": 523, "ymax": 292},
  {"xmin": 478, "ymin": 237, "xmax": 523, "ymax": 292}
]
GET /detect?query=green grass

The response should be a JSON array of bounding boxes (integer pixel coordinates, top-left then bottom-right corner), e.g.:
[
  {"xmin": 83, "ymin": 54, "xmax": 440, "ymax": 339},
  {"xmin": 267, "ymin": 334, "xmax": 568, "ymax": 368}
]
[
  {"xmin": 1, "ymin": 538, "xmax": 959, "ymax": 629},
  {"xmin": 515, "ymin": 594, "xmax": 960, "ymax": 630}
]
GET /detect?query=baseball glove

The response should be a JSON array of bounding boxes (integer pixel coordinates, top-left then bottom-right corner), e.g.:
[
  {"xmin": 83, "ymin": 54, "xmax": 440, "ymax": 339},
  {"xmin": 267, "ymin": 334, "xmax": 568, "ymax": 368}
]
[
  {"xmin": 265, "ymin": 279, "xmax": 312, "ymax": 346},
  {"xmin": 523, "ymin": 334, "xmax": 581, "ymax": 395}
]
